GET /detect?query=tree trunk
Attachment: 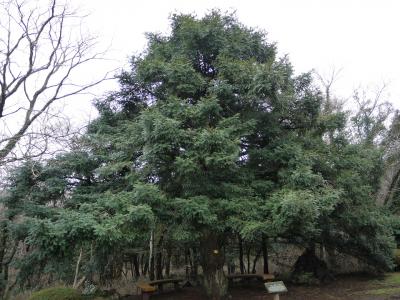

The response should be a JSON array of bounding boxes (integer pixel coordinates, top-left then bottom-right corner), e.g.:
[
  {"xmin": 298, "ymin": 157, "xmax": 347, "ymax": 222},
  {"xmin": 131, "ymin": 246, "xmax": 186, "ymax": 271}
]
[
  {"xmin": 261, "ymin": 234, "xmax": 269, "ymax": 274},
  {"xmin": 155, "ymin": 234, "xmax": 164, "ymax": 280},
  {"xmin": 238, "ymin": 235, "xmax": 244, "ymax": 274},
  {"xmin": 252, "ymin": 248, "xmax": 261, "ymax": 274},
  {"xmin": 142, "ymin": 254, "xmax": 149, "ymax": 276},
  {"xmin": 190, "ymin": 248, "xmax": 198, "ymax": 279},
  {"xmin": 188, "ymin": 248, "xmax": 193, "ymax": 271},
  {"xmin": 246, "ymin": 246, "xmax": 251, "ymax": 274},
  {"xmin": 203, "ymin": 268, "xmax": 227, "ymax": 300},
  {"xmin": 0, "ymin": 222, "xmax": 9, "ymax": 299},
  {"xmin": 292, "ymin": 246, "xmax": 332, "ymax": 283},
  {"xmin": 185, "ymin": 249, "xmax": 189, "ymax": 279},
  {"xmin": 149, "ymin": 256, "xmax": 155, "ymax": 280},
  {"xmin": 385, "ymin": 168, "xmax": 400, "ymax": 206},
  {"xmin": 319, "ymin": 243, "xmax": 325, "ymax": 261},
  {"xmin": 133, "ymin": 254, "xmax": 140, "ymax": 278},
  {"xmin": 73, "ymin": 247, "xmax": 83, "ymax": 288},
  {"xmin": 200, "ymin": 233, "xmax": 227, "ymax": 300},
  {"xmin": 165, "ymin": 248, "xmax": 171, "ymax": 277},
  {"xmin": 155, "ymin": 250, "xmax": 163, "ymax": 280},
  {"xmin": 228, "ymin": 261, "xmax": 235, "ymax": 275},
  {"xmin": 149, "ymin": 231, "xmax": 155, "ymax": 280}
]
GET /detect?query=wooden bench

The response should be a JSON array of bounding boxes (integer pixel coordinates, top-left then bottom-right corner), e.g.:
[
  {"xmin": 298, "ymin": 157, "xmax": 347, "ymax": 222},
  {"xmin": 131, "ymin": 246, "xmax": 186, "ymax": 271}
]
[
  {"xmin": 227, "ymin": 273, "xmax": 275, "ymax": 285},
  {"xmin": 263, "ymin": 273, "xmax": 276, "ymax": 282},
  {"xmin": 149, "ymin": 278, "xmax": 183, "ymax": 292},
  {"xmin": 136, "ymin": 282, "xmax": 156, "ymax": 300}
]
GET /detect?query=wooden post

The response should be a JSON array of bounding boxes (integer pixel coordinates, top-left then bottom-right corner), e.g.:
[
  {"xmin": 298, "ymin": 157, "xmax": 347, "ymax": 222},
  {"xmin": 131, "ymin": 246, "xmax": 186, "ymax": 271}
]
[{"xmin": 273, "ymin": 294, "xmax": 280, "ymax": 300}]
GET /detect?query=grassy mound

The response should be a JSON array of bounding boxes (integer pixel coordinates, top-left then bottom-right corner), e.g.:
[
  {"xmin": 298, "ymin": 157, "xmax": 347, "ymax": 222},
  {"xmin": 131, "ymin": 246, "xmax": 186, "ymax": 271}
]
[{"xmin": 29, "ymin": 287, "xmax": 83, "ymax": 300}]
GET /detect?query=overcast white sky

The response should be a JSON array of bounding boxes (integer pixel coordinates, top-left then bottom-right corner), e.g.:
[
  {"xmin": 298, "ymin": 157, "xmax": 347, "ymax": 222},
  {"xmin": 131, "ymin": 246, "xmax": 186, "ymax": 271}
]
[{"xmin": 69, "ymin": 0, "xmax": 400, "ymax": 123}]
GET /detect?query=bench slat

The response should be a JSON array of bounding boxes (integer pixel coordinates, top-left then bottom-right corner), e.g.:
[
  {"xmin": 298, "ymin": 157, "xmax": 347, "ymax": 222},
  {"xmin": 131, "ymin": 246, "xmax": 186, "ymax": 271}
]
[
  {"xmin": 137, "ymin": 283, "xmax": 156, "ymax": 293},
  {"xmin": 149, "ymin": 279, "xmax": 182, "ymax": 285},
  {"xmin": 227, "ymin": 274, "xmax": 263, "ymax": 279}
]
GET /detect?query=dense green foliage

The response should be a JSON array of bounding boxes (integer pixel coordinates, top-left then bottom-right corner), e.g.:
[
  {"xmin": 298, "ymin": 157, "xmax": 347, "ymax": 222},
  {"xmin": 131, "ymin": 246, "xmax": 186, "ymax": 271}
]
[{"xmin": 0, "ymin": 10, "xmax": 398, "ymax": 300}]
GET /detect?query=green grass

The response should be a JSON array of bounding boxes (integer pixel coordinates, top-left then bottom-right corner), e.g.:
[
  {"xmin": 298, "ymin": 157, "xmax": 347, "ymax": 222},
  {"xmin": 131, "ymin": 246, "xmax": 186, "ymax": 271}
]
[
  {"xmin": 27, "ymin": 286, "xmax": 118, "ymax": 300},
  {"xmin": 352, "ymin": 272, "xmax": 400, "ymax": 297},
  {"xmin": 29, "ymin": 287, "xmax": 83, "ymax": 300},
  {"xmin": 354, "ymin": 287, "xmax": 400, "ymax": 296},
  {"xmin": 369, "ymin": 272, "xmax": 400, "ymax": 287},
  {"xmin": 380, "ymin": 273, "xmax": 400, "ymax": 285}
]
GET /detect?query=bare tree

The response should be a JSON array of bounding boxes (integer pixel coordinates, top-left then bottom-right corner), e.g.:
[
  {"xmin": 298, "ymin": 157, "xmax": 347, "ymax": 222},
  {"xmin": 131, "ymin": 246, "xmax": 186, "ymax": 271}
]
[
  {"xmin": 0, "ymin": 0, "xmax": 110, "ymax": 167},
  {"xmin": 377, "ymin": 111, "xmax": 400, "ymax": 206},
  {"xmin": 351, "ymin": 84, "xmax": 392, "ymax": 144},
  {"xmin": 314, "ymin": 67, "xmax": 345, "ymax": 113}
]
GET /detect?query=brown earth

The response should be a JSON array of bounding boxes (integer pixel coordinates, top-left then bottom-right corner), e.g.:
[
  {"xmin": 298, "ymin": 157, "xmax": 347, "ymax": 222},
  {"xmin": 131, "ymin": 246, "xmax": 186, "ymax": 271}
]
[{"xmin": 121, "ymin": 273, "xmax": 400, "ymax": 300}]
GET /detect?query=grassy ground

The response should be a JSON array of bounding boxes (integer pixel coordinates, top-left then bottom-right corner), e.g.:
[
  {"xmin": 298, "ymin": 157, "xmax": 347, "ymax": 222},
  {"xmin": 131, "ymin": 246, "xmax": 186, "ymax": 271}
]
[{"xmin": 351, "ymin": 272, "xmax": 400, "ymax": 298}]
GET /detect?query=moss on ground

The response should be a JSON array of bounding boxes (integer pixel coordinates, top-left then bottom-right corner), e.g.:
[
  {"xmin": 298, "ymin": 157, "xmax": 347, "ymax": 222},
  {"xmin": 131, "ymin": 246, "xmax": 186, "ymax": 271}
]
[{"xmin": 29, "ymin": 287, "xmax": 83, "ymax": 300}]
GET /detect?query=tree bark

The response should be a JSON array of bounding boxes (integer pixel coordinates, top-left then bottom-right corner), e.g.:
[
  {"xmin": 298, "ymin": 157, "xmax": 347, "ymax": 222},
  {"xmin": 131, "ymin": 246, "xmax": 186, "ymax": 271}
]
[{"xmin": 200, "ymin": 233, "xmax": 227, "ymax": 300}]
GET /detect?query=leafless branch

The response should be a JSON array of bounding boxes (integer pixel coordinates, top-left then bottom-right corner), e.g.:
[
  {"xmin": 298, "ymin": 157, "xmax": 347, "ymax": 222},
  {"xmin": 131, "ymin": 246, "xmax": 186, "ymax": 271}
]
[
  {"xmin": 351, "ymin": 83, "xmax": 393, "ymax": 144},
  {"xmin": 314, "ymin": 67, "xmax": 345, "ymax": 113},
  {"xmin": 0, "ymin": 0, "xmax": 111, "ymax": 166}
]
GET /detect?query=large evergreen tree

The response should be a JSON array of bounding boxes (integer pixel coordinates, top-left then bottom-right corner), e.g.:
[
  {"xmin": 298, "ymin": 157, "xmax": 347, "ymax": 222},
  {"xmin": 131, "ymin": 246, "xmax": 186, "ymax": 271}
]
[{"xmin": 0, "ymin": 11, "xmax": 396, "ymax": 300}]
